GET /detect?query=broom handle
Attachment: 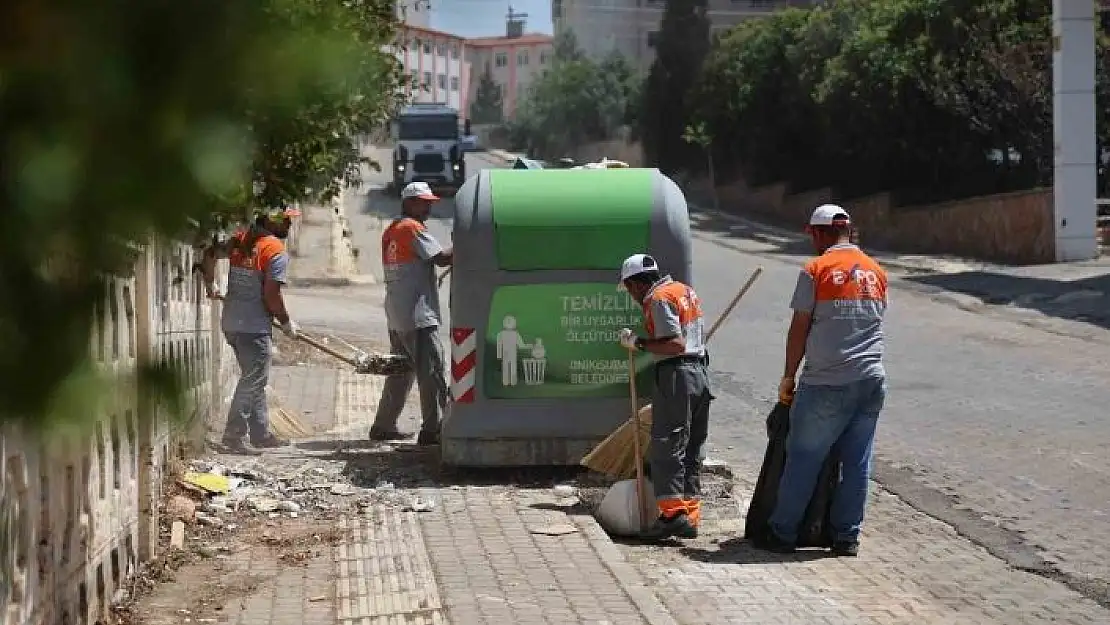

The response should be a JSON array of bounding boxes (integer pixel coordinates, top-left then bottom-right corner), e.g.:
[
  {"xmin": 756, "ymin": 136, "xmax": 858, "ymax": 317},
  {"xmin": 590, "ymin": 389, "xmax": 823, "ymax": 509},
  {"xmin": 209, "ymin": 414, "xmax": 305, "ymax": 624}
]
[
  {"xmin": 272, "ymin": 321, "xmax": 359, "ymax": 367},
  {"xmin": 628, "ymin": 349, "xmax": 650, "ymax": 531},
  {"xmin": 705, "ymin": 267, "xmax": 764, "ymax": 341}
]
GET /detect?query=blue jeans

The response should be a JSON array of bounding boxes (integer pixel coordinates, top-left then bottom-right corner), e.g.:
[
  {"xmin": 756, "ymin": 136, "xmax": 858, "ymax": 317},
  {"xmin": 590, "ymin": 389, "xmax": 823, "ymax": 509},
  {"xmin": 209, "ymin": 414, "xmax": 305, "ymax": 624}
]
[
  {"xmin": 769, "ymin": 377, "xmax": 886, "ymax": 544},
  {"xmin": 223, "ymin": 332, "xmax": 272, "ymax": 443}
]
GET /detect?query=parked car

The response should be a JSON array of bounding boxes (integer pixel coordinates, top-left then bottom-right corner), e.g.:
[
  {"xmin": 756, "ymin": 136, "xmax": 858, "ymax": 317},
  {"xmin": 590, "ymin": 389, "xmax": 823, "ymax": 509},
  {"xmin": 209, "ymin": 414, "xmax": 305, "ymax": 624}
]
[{"xmin": 460, "ymin": 134, "xmax": 480, "ymax": 153}]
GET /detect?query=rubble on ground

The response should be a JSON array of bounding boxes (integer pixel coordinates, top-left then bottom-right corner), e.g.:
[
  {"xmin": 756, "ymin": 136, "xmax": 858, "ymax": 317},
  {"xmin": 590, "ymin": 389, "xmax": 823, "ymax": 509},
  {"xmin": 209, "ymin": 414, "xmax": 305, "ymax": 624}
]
[{"xmin": 173, "ymin": 457, "xmax": 439, "ymax": 532}]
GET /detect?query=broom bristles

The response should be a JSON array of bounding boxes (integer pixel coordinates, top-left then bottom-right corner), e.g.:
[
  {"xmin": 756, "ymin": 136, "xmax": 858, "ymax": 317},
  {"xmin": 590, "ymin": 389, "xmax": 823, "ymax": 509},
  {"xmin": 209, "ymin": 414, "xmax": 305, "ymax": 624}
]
[
  {"xmin": 266, "ymin": 394, "xmax": 314, "ymax": 439},
  {"xmin": 580, "ymin": 404, "xmax": 654, "ymax": 478}
]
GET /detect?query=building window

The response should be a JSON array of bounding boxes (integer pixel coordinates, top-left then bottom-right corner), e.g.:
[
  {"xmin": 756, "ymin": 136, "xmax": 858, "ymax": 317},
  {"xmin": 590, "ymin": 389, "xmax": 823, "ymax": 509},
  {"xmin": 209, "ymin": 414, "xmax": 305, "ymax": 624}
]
[
  {"xmin": 437, "ymin": 73, "xmax": 447, "ymax": 89},
  {"xmin": 437, "ymin": 43, "xmax": 447, "ymax": 57},
  {"xmin": 410, "ymin": 69, "xmax": 418, "ymax": 85},
  {"xmin": 413, "ymin": 37, "xmax": 421, "ymax": 51},
  {"xmin": 539, "ymin": 50, "xmax": 549, "ymax": 65},
  {"xmin": 423, "ymin": 71, "xmax": 432, "ymax": 88},
  {"xmin": 451, "ymin": 44, "xmax": 460, "ymax": 59},
  {"xmin": 647, "ymin": 31, "xmax": 659, "ymax": 48},
  {"xmin": 518, "ymin": 50, "xmax": 529, "ymax": 66},
  {"xmin": 422, "ymin": 41, "xmax": 432, "ymax": 54},
  {"xmin": 450, "ymin": 76, "xmax": 459, "ymax": 91},
  {"xmin": 495, "ymin": 52, "xmax": 508, "ymax": 67}
]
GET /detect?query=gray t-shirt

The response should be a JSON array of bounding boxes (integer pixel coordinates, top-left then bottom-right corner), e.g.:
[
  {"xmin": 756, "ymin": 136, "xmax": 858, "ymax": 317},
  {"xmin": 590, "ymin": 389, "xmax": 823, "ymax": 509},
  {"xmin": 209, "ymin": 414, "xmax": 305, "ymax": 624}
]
[
  {"xmin": 789, "ymin": 244, "xmax": 887, "ymax": 385},
  {"xmin": 221, "ymin": 232, "xmax": 289, "ymax": 335},
  {"xmin": 381, "ymin": 217, "xmax": 443, "ymax": 331},
  {"xmin": 643, "ymin": 276, "xmax": 707, "ymax": 362}
]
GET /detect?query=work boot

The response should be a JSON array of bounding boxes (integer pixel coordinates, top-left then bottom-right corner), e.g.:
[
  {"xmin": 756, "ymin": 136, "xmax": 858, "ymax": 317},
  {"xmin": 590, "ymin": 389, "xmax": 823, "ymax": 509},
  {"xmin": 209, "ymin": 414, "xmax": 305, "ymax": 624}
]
[
  {"xmin": 416, "ymin": 429, "xmax": 440, "ymax": 446},
  {"xmin": 369, "ymin": 426, "xmax": 413, "ymax": 441},
  {"xmin": 639, "ymin": 512, "xmax": 697, "ymax": 542},
  {"xmin": 213, "ymin": 435, "xmax": 261, "ymax": 456},
  {"xmin": 830, "ymin": 541, "xmax": 860, "ymax": 557},
  {"xmin": 250, "ymin": 434, "xmax": 290, "ymax": 449}
]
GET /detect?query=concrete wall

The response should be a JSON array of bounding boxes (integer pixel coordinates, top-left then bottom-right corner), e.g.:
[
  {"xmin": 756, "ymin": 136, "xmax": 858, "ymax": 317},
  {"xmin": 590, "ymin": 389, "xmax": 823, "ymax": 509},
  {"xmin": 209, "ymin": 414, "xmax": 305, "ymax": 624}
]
[{"xmin": 719, "ymin": 181, "xmax": 1057, "ymax": 264}]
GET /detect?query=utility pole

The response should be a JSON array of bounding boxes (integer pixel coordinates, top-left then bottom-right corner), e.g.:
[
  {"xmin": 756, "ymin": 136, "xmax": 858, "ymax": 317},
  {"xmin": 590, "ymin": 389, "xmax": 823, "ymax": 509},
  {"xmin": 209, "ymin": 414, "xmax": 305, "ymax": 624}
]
[{"xmin": 1052, "ymin": 0, "xmax": 1098, "ymax": 261}]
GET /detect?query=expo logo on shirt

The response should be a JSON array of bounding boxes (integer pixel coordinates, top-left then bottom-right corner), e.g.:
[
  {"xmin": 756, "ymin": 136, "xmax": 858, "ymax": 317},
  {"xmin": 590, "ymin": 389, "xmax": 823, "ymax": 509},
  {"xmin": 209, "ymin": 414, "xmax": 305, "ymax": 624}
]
[{"xmin": 830, "ymin": 265, "xmax": 881, "ymax": 297}]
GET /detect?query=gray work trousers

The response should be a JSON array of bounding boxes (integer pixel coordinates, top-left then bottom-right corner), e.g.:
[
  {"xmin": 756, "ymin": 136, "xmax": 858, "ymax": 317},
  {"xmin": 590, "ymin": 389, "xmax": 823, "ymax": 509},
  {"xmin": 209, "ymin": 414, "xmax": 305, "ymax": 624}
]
[
  {"xmin": 372, "ymin": 327, "xmax": 449, "ymax": 433},
  {"xmin": 223, "ymin": 332, "xmax": 272, "ymax": 443},
  {"xmin": 650, "ymin": 358, "xmax": 712, "ymax": 503}
]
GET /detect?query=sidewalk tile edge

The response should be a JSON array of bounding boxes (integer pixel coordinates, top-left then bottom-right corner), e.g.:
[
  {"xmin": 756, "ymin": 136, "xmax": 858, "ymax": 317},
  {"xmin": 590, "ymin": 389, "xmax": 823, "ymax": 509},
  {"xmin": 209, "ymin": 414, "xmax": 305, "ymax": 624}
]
[{"xmin": 569, "ymin": 513, "xmax": 680, "ymax": 625}]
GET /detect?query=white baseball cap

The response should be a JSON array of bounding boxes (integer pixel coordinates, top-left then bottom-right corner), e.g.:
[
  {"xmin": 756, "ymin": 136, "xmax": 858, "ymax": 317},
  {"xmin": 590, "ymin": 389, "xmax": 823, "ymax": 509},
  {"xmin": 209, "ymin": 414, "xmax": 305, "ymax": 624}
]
[
  {"xmin": 618, "ymin": 253, "xmax": 659, "ymax": 284},
  {"xmin": 808, "ymin": 204, "xmax": 851, "ymax": 227},
  {"xmin": 401, "ymin": 181, "xmax": 439, "ymax": 201}
]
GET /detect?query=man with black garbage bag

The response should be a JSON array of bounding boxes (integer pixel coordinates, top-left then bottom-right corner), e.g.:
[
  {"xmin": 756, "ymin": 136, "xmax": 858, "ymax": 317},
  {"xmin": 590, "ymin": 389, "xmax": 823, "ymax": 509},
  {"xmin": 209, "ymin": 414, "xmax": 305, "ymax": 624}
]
[
  {"xmin": 756, "ymin": 204, "xmax": 889, "ymax": 557},
  {"xmin": 617, "ymin": 253, "xmax": 712, "ymax": 541}
]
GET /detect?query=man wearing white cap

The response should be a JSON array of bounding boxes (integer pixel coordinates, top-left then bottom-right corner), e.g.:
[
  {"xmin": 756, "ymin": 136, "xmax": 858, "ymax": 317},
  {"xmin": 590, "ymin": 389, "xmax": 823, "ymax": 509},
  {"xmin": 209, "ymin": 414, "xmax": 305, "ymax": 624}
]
[
  {"xmin": 758, "ymin": 204, "xmax": 888, "ymax": 557},
  {"xmin": 617, "ymin": 254, "xmax": 712, "ymax": 541},
  {"xmin": 371, "ymin": 182, "xmax": 453, "ymax": 445}
]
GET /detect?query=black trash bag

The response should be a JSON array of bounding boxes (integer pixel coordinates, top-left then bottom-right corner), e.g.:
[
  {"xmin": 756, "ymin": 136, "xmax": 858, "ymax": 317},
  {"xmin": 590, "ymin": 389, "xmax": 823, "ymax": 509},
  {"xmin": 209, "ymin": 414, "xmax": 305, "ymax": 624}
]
[{"xmin": 743, "ymin": 401, "xmax": 840, "ymax": 548}]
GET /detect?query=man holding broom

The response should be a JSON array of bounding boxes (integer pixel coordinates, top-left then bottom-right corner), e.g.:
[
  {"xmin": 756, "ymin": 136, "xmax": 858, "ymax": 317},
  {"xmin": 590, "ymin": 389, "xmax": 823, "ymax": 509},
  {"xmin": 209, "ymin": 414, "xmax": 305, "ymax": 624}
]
[{"xmin": 617, "ymin": 254, "xmax": 712, "ymax": 540}]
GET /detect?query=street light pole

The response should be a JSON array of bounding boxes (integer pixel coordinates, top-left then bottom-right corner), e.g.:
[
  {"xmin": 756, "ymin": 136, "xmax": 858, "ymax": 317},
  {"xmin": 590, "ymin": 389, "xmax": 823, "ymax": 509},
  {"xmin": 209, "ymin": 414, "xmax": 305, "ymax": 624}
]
[{"xmin": 1052, "ymin": 0, "xmax": 1099, "ymax": 261}]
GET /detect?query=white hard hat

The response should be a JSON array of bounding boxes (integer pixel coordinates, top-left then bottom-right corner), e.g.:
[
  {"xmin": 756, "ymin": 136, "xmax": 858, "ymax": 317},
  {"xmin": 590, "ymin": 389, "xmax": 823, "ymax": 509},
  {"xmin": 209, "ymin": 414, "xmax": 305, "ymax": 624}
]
[{"xmin": 618, "ymin": 253, "xmax": 659, "ymax": 284}]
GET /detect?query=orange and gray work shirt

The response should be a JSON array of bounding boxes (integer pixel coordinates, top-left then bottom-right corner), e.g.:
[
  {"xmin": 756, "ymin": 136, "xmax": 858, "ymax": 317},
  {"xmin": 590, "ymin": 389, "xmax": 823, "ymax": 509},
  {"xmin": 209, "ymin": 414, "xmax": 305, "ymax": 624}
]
[
  {"xmin": 221, "ymin": 229, "xmax": 290, "ymax": 334},
  {"xmin": 790, "ymin": 243, "xmax": 888, "ymax": 385},
  {"xmin": 381, "ymin": 217, "xmax": 444, "ymax": 332},
  {"xmin": 641, "ymin": 276, "xmax": 707, "ymax": 361}
]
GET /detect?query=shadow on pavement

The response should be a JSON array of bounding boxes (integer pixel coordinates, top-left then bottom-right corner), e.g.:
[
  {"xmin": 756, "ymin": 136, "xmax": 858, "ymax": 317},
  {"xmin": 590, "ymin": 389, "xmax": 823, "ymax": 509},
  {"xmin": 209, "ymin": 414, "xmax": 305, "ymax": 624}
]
[
  {"xmin": 903, "ymin": 270, "xmax": 1110, "ymax": 330},
  {"xmin": 687, "ymin": 206, "xmax": 813, "ymax": 260},
  {"xmin": 679, "ymin": 537, "xmax": 830, "ymax": 564},
  {"xmin": 295, "ymin": 440, "xmax": 611, "ymax": 490}
]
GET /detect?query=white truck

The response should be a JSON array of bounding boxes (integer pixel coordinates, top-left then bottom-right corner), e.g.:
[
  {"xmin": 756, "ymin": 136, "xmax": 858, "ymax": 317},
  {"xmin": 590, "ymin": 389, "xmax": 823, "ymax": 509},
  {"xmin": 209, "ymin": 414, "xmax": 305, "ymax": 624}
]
[{"xmin": 390, "ymin": 104, "xmax": 466, "ymax": 195}]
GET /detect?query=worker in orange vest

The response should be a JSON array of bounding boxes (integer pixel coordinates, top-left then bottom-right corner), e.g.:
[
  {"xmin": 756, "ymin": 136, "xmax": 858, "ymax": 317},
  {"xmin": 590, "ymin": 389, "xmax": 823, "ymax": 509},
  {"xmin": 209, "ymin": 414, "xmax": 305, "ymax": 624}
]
[
  {"xmin": 618, "ymin": 253, "xmax": 712, "ymax": 541},
  {"xmin": 371, "ymin": 182, "xmax": 453, "ymax": 446},
  {"xmin": 201, "ymin": 206, "xmax": 300, "ymax": 454}
]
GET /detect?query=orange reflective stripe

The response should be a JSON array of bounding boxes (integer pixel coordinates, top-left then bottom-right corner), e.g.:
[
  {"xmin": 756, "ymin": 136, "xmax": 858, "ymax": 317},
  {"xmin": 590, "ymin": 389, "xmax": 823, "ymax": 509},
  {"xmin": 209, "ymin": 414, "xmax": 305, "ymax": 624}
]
[
  {"xmin": 806, "ymin": 249, "xmax": 887, "ymax": 302},
  {"xmin": 657, "ymin": 497, "xmax": 689, "ymax": 519},
  {"xmin": 683, "ymin": 499, "xmax": 701, "ymax": 527},
  {"xmin": 228, "ymin": 231, "xmax": 283, "ymax": 271},
  {"xmin": 381, "ymin": 217, "xmax": 424, "ymax": 265},
  {"xmin": 642, "ymin": 281, "xmax": 703, "ymax": 336}
]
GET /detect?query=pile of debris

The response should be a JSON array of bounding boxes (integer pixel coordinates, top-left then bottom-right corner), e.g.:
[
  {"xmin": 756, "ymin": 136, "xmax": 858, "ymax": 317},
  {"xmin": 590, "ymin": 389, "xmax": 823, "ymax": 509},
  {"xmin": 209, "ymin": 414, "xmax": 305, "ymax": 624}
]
[{"xmin": 164, "ymin": 457, "xmax": 437, "ymax": 549}]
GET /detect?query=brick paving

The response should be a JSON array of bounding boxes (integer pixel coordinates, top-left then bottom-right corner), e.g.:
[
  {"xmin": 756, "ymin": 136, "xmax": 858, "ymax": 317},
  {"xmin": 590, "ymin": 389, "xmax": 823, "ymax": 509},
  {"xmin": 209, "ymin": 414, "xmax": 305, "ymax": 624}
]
[
  {"xmin": 618, "ymin": 475, "xmax": 1109, "ymax": 625},
  {"xmin": 422, "ymin": 486, "xmax": 671, "ymax": 625},
  {"xmin": 137, "ymin": 519, "xmax": 336, "ymax": 625}
]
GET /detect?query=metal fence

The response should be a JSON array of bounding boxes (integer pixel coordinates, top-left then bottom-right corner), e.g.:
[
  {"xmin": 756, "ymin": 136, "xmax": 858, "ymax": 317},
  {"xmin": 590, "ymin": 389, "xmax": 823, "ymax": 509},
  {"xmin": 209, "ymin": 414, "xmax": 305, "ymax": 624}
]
[{"xmin": 0, "ymin": 241, "xmax": 236, "ymax": 625}]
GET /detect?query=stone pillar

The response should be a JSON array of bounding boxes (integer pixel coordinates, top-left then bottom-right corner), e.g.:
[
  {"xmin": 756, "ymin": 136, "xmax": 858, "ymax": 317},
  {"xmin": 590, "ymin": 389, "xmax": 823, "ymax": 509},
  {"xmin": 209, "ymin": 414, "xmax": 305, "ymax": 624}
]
[{"xmin": 1052, "ymin": 0, "xmax": 1099, "ymax": 261}]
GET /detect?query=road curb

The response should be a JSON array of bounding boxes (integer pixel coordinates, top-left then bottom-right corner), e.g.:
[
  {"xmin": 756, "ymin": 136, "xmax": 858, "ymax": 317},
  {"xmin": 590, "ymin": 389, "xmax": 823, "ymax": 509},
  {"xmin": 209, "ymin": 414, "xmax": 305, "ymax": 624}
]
[
  {"xmin": 330, "ymin": 190, "xmax": 370, "ymax": 284},
  {"xmin": 570, "ymin": 513, "xmax": 680, "ymax": 625}
]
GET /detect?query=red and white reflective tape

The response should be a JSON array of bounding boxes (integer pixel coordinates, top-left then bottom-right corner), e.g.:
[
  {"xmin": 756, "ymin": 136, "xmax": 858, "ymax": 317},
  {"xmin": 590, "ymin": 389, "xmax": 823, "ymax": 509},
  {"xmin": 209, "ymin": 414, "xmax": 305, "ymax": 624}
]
[{"xmin": 451, "ymin": 327, "xmax": 477, "ymax": 403}]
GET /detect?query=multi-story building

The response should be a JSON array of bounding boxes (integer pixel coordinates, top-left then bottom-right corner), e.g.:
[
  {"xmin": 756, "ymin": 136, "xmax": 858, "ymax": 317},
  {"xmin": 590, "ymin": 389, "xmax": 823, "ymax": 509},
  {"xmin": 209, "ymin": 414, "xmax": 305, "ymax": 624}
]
[
  {"xmin": 553, "ymin": 0, "xmax": 816, "ymax": 72},
  {"xmin": 465, "ymin": 14, "xmax": 554, "ymax": 121},
  {"xmin": 396, "ymin": 0, "xmax": 432, "ymax": 29},
  {"xmin": 395, "ymin": 24, "xmax": 471, "ymax": 114}
]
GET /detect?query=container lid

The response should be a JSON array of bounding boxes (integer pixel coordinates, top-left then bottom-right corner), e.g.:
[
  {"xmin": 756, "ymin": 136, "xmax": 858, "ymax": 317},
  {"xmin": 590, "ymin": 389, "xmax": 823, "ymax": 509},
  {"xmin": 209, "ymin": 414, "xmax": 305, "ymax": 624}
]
[{"xmin": 490, "ymin": 168, "xmax": 654, "ymax": 270}]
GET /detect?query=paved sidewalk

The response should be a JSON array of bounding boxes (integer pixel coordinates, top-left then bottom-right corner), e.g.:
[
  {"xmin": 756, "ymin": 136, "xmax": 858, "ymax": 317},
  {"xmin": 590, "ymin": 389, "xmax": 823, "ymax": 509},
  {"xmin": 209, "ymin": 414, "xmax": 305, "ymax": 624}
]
[{"xmin": 615, "ymin": 471, "xmax": 1108, "ymax": 625}]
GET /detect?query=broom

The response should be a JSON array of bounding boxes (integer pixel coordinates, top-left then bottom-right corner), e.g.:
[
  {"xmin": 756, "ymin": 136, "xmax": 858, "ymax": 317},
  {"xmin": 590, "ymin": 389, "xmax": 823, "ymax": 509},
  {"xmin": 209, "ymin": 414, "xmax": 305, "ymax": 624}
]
[
  {"xmin": 264, "ymin": 323, "xmax": 374, "ymax": 440},
  {"xmin": 580, "ymin": 266, "xmax": 764, "ymax": 477}
]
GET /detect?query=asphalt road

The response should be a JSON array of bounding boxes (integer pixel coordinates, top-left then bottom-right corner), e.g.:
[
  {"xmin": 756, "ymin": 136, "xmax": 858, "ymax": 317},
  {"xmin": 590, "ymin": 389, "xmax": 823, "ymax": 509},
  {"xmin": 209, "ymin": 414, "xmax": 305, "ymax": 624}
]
[{"xmin": 350, "ymin": 148, "xmax": 1110, "ymax": 608}]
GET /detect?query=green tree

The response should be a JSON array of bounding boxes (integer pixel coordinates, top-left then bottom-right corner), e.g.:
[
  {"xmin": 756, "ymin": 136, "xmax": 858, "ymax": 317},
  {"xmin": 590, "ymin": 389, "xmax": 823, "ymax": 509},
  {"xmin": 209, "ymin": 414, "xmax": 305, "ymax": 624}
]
[
  {"xmin": 469, "ymin": 67, "xmax": 505, "ymax": 124},
  {"xmin": 694, "ymin": 0, "xmax": 1110, "ymax": 201},
  {"xmin": 553, "ymin": 29, "xmax": 585, "ymax": 63},
  {"xmin": 0, "ymin": 0, "xmax": 404, "ymax": 429},
  {"xmin": 509, "ymin": 42, "xmax": 638, "ymax": 159},
  {"xmin": 640, "ymin": 0, "xmax": 711, "ymax": 174}
]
